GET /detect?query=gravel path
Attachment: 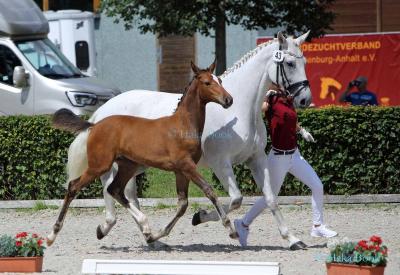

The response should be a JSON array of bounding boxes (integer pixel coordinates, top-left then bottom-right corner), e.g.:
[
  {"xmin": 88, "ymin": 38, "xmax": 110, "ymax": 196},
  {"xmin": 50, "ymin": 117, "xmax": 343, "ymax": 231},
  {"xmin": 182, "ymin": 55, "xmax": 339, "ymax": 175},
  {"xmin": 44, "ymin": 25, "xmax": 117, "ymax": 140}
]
[{"xmin": 0, "ymin": 203, "xmax": 399, "ymax": 275}]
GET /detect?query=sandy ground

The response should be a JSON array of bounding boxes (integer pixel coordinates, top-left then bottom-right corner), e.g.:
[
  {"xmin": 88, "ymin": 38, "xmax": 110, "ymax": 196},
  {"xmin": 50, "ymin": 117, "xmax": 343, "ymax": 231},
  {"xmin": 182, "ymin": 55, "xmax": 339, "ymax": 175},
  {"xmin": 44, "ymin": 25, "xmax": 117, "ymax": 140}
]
[{"xmin": 0, "ymin": 203, "xmax": 399, "ymax": 275}]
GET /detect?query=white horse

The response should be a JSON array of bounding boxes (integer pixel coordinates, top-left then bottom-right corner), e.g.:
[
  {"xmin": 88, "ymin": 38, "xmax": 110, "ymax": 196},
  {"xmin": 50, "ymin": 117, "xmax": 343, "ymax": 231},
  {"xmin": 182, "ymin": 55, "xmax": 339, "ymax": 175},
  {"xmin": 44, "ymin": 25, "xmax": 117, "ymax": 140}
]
[{"xmin": 65, "ymin": 31, "xmax": 312, "ymax": 250}]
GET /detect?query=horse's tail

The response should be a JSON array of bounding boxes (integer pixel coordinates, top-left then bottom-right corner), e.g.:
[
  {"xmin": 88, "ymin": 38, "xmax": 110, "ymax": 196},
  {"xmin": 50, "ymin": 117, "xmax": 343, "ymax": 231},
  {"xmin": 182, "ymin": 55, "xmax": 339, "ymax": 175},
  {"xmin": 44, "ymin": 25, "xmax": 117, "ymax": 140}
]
[{"xmin": 52, "ymin": 108, "xmax": 93, "ymax": 134}]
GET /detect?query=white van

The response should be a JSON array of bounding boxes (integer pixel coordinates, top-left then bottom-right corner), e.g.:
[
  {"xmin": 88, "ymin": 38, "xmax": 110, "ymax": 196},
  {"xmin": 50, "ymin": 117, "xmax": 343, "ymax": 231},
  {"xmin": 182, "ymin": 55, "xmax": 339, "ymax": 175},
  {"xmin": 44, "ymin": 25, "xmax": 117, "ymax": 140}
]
[
  {"xmin": 45, "ymin": 10, "xmax": 97, "ymax": 77},
  {"xmin": 0, "ymin": 0, "xmax": 120, "ymax": 116}
]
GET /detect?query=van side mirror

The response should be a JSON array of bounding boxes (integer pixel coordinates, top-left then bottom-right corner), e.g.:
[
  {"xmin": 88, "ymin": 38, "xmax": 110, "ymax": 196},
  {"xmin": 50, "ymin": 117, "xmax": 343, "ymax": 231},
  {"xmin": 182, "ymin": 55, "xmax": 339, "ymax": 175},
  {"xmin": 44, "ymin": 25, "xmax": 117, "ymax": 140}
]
[{"xmin": 13, "ymin": 66, "xmax": 29, "ymax": 88}]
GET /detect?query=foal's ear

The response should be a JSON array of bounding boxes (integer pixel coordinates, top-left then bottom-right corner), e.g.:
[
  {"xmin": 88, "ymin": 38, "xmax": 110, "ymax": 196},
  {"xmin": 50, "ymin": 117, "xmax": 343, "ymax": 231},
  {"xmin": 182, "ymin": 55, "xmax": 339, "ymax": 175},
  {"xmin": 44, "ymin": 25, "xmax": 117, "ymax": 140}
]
[
  {"xmin": 207, "ymin": 59, "xmax": 217, "ymax": 73},
  {"xmin": 191, "ymin": 61, "xmax": 201, "ymax": 75}
]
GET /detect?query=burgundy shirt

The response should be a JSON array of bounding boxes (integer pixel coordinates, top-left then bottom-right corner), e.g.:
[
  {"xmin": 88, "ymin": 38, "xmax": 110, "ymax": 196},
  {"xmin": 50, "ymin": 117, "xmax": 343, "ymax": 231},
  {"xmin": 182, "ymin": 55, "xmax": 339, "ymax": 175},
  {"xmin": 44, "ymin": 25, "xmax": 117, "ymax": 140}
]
[{"xmin": 265, "ymin": 95, "xmax": 297, "ymax": 150}]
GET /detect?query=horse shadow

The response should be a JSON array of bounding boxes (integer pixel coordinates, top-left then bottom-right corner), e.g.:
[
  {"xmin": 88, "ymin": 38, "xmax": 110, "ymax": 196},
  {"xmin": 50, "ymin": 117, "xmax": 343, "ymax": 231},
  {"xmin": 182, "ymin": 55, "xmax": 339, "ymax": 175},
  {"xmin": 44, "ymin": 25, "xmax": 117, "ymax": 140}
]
[{"xmin": 99, "ymin": 241, "xmax": 326, "ymax": 253}]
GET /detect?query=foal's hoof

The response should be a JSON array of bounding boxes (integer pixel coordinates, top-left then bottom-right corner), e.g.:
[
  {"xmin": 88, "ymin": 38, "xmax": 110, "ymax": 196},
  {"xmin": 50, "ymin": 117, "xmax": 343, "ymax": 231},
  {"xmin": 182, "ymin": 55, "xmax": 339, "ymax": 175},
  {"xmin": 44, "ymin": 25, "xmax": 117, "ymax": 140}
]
[
  {"xmin": 289, "ymin": 241, "xmax": 308, "ymax": 250},
  {"xmin": 46, "ymin": 237, "xmax": 54, "ymax": 247},
  {"xmin": 192, "ymin": 209, "xmax": 207, "ymax": 226},
  {"xmin": 96, "ymin": 225, "xmax": 105, "ymax": 240},
  {"xmin": 144, "ymin": 233, "xmax": 155, "ymax": 244}
]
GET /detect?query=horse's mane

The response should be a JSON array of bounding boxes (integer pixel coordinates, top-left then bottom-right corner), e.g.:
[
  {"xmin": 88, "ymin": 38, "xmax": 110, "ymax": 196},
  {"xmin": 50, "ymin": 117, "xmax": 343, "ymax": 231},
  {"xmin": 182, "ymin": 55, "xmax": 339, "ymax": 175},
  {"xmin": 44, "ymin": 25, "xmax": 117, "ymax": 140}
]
[
  {"xmin": 220, "ymin": 38, "xmax": 277, "ymax": 78},
  {"xmin": 174, "ymin": 69, "xmax": 209, "ymax": 113}
]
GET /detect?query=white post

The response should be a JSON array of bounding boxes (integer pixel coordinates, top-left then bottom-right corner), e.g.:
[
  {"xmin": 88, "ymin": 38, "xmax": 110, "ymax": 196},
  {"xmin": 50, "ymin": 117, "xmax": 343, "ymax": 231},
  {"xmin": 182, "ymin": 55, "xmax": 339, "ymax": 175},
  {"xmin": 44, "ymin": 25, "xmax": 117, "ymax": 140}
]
[{"xmin": 82, "ymin": 259, "xmax": 280, "ymax": 275}]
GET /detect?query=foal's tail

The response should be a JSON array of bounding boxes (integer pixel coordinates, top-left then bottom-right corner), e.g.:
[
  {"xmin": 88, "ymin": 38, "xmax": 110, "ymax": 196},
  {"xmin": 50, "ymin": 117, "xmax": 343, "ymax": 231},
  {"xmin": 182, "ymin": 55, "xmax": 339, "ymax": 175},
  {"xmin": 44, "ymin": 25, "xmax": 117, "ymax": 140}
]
[
  {"xmin": 53, "ymin": 109, "xmax": 93, "ymax": 185},
  {"xmin": 52, "ymin": 108, "xmax": 93, "ymax": 134}
]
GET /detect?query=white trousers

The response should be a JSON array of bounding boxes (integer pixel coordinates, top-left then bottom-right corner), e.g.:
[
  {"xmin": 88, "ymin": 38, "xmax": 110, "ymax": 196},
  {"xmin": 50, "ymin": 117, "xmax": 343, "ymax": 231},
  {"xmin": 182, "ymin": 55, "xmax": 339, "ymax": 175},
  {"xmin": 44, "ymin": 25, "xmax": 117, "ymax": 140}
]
[{"xmin": 243, "ymin": 149, "xmax": 324, "ymax": 226}]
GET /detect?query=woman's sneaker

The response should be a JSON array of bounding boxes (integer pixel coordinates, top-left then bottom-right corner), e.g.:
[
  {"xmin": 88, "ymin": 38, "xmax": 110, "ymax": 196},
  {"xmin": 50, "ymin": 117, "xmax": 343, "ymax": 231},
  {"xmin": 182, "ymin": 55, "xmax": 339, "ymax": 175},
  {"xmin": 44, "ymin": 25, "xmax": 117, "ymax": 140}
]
[
  {"xmin": 234, "ymin": 219, "xmax": 249, "ymax": 247},
  {"xmin": 311, "ymin": 224, "xmax": 337, "ymax": 238}
]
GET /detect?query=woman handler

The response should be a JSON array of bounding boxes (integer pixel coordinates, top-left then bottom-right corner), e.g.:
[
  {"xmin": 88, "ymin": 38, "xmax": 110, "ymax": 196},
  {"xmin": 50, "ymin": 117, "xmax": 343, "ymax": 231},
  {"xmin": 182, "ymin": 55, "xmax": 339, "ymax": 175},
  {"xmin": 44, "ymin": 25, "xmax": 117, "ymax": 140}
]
[{"xmin": 234, "ymin": 87, "xmax": 337, "ymax": 247}]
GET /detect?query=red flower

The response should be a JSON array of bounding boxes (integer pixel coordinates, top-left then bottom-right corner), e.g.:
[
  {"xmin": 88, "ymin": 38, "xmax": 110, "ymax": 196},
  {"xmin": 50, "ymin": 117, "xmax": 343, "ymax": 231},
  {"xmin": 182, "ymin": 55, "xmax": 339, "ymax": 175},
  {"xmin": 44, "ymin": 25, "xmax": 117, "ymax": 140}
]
[
  {"xmin": 15, "ymin": 241, "xmax": 22, "ymax": 247},
  {"xmin": 32, "ymin": 233, "xmax": 38, "ymax": 238},
  {"xmin": 16, "ymin": 232, "xmax": 28, "ymax": 238},
  {"xmin": 370, "ymin": 235, "xmax": 382, "ymax": 245},
  {"xmin": 37, "ymin": 239, "xmax": 43, "ymax": 246},
  {"xmin": 358, "ymin": 240, "xmax": 368, "ymax": 249}
]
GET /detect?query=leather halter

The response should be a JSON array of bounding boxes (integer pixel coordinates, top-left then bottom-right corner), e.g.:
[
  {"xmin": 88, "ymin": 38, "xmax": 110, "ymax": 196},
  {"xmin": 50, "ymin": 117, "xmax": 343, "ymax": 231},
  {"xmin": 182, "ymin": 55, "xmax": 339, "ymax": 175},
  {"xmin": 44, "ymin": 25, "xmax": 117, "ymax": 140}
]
[{"xmin": 274, "ymin": 45, "xmax": 310, "ymax": 99}]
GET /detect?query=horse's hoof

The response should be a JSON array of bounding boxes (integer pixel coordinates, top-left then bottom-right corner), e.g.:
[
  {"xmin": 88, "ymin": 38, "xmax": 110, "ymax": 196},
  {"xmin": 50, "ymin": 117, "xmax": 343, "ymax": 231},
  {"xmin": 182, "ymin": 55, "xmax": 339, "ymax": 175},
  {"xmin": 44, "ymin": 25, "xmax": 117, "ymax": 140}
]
[
  {"xmin": 297, "ymin": 241, "xmax": 308, "ymax": 249},
  {"xmin": 289, "ymin": 241, "xmax": 308, "ymax": 250},
  {"xmin": 96, "ymin": 225, "xmax": 105, "ymax": 240},
  {"xmin": 192, "ymin": 209, "xmax": 207, "ymax": 226},
  {"xmin": 229, "ymin": 231, "xmax": 239, "ymax": 239}
]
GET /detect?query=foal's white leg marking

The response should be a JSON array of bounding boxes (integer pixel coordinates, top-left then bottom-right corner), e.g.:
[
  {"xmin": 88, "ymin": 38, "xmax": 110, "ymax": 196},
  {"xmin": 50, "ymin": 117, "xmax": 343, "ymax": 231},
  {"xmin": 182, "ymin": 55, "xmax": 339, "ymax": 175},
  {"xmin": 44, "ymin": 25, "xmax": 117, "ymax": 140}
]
[
  {"xmin": 98, "ymin": 170, "xmax": 117, "ymax": 239},
  {"xmin": 99, "ymin": 165, "xmax": 143, "ymax": 239},
  {"xmin": 47, "ymin": 226, "xmax": 60, "ymax": 244},
  {"xmin": 246, "ymin": 152, "xmax": 302, "ymax": 247}
]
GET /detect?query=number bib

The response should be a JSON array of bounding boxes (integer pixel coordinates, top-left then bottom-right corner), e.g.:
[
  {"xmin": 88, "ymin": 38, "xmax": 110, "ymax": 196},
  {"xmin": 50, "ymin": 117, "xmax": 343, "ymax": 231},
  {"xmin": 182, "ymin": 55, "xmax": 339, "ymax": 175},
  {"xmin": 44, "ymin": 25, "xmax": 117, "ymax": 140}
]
[{"xmin": 272, "ymin": 50, "xmax": 284, "ymax": 63}]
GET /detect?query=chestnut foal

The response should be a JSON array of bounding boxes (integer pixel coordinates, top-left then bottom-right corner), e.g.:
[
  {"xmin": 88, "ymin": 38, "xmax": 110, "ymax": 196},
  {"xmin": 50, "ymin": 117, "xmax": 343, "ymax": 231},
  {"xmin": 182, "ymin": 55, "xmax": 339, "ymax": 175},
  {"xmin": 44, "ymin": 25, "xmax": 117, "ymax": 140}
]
[{"xmin": 46, "ymin": 61, "xmax": 234, "ymax": 246}]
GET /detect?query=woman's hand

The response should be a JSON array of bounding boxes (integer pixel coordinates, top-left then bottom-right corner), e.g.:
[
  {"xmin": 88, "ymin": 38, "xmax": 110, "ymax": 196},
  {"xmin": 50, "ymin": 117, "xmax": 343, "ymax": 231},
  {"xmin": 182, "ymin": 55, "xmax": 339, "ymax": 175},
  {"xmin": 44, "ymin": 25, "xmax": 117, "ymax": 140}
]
[
  {"xmin": 265, "ymin": 90, "xmax": 277, "ymax": 99},
  {"xmin": 299, "ymin": 127, "xmax": 315, "ymax": 143}
]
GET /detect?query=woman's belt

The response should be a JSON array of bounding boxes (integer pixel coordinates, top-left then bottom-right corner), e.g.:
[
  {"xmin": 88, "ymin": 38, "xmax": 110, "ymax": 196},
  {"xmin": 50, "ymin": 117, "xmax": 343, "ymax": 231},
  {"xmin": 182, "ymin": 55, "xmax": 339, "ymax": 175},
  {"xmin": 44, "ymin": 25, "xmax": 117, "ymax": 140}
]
[{"xmin": 272, "ymin": 147, "xmax": 296, "ymax": 155}]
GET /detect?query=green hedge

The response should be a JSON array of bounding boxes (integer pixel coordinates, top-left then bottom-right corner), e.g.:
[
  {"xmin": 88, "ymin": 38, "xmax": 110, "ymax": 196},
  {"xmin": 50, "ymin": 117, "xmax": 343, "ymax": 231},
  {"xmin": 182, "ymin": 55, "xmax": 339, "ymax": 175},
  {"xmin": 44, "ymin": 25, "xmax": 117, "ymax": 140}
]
[
  {"xmin": 0, "ymin": 107, "xmax": 399, "ymax": 200},
  {"xmin": 212, "ymin": 106, "xmax": 400, "ymax": 196},
  {"xmin": 0, "ymin": 115, "xmax": 148, "ymax": 200}
]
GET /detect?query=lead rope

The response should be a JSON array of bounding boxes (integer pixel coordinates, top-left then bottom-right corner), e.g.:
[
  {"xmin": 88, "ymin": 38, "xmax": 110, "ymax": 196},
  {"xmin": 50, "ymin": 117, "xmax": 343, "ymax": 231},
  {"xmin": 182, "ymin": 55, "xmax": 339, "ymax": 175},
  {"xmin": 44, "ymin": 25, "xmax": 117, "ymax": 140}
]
[
  {"xmin": 275, "ymin": 44, "xmax": 290, "ymax": 96},
  {"xmin": 275, "ymin": 44, "xmax": 281, "ymax": 90}
]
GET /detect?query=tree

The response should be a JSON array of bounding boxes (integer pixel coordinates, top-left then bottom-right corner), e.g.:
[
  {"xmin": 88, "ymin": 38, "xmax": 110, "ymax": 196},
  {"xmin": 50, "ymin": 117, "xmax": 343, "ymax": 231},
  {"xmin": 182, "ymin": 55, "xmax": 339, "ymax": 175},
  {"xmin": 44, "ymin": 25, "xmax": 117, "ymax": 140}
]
[{"xmin": 101, "ymin": 0, "xmax": 336, "ymax": 75}]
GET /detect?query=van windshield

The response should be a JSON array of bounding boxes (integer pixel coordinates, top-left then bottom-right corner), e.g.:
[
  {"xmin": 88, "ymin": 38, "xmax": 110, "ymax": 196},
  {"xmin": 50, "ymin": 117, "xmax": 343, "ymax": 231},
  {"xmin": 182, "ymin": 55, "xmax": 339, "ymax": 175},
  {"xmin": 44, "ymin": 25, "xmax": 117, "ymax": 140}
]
[{"xmin": 16, "ymin": 39, "xmax": 84, "ymax": 79}]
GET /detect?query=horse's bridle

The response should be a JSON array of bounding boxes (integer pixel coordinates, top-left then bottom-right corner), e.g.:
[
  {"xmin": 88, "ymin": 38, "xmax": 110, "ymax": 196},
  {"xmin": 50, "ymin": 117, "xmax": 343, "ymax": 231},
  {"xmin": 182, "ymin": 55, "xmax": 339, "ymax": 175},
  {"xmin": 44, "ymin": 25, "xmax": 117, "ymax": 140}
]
[{"xmin": 274, "ymin": 45, "xmax": 310, "ymax": 99}]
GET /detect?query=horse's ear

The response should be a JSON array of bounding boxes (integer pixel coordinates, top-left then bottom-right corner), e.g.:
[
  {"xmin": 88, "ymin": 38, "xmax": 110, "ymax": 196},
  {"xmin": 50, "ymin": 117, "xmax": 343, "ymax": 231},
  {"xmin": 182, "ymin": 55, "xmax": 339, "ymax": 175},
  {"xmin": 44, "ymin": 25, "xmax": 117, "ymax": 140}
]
[
  {"xmin": 295, "ymin": 30, "xmax": 311, "ymax": 45},
  {"xmin": 207, "ymin": 58, "xmax": 217, "ymax": 73},
  {"xmin": 191, "ymin": 61, "xmax": 200, "ymax": 75},
  {"xmin": 277, "ymin": 31, "xmax": 288, "ymax": 49}
]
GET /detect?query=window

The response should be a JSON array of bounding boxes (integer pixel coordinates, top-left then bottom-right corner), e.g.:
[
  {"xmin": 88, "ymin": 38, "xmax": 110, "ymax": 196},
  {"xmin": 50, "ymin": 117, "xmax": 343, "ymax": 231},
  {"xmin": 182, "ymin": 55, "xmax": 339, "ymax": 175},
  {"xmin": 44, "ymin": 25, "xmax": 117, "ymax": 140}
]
[
  {"xmin": 16, "ymin": 39, "xmax": 82, "ymax": 79},
  {"xmin": 0, "ymin": 45, "xmax": 22, "ymax": 86},
  {"xmin": 75, "ymin": 41, "xmax": 89, "ymax": 71}
]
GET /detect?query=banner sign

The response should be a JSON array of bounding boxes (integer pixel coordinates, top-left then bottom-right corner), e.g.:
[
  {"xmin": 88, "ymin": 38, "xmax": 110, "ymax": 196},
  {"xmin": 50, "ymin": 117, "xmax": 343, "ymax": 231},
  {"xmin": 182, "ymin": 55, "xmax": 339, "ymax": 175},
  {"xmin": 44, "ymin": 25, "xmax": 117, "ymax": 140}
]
[{"xmin": 257, "ymin": 33, "xmax": 400, "ymax": 106}]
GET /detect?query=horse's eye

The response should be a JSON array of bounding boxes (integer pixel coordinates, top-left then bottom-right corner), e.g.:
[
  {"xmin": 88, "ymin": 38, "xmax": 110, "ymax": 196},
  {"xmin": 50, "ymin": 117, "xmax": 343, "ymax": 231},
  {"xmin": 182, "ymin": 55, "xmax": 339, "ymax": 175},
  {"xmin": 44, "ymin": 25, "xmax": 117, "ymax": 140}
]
[
  {"xmin": 287, "ymin": 62, "xmax": 295, "ymax": 68},
  {"xmin": 217, "ymin": 77, "xmax": 222, "ymax": 84}
]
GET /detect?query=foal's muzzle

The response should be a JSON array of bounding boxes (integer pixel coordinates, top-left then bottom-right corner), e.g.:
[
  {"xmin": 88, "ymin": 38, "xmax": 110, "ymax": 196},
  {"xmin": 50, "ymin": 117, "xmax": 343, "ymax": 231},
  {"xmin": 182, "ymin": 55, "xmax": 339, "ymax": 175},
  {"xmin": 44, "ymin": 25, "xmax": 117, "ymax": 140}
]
[{"xmin": 222, "ymin": 95, "xmax": 233, "ymax": 108}]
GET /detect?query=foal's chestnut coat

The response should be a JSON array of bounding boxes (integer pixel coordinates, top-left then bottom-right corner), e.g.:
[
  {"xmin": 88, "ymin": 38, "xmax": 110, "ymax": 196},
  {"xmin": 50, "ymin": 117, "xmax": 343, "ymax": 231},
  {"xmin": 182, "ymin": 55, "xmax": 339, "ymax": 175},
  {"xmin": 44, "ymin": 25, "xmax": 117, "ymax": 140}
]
[{"xmin": 47, "ymin": 61, "xmax": 235, "ymax": 246}]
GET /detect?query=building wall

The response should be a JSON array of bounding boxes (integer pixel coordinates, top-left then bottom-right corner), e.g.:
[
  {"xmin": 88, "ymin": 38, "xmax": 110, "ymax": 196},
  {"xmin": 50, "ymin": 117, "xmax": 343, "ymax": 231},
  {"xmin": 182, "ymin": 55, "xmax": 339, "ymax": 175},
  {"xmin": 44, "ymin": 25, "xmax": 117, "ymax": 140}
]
[
  {"xmin": 158, "ymin": 35, "xmax": 195, "ymax": 93},
  {"xmin": 94, "ymin": 15, "xmax": 157, "ymax": 92},
  {"xmin": 329, "ymin": 0, "xmax": 400, "ymax": 33},
  {"xmin": 196, "ymin": 25, "xmax": 259, "ymax": 71},
  {"xmin": 382, "ymin": 0, "xmax": 400, "ymax": 31},
  {"xmin": 94, "ymin": 15, "xmax": 258, "ymax": 92}
]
